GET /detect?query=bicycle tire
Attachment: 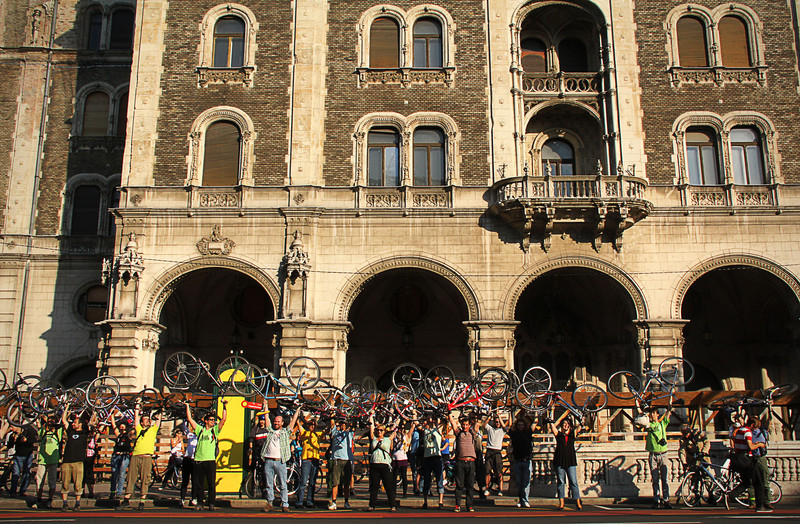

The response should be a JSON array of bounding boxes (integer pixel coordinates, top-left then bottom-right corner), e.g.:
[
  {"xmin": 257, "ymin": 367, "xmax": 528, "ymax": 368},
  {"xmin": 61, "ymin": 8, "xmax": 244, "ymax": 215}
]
[
  {"xmin": 5, "ymin": 397, "xmax": 38, "ymax": 427},
  {"xmin": 658, "ymin": 357, "xmax": 694, "ymax": 387},
  {"xmin": 571, "ymin": 384, "xmax": 607, "ymax": 413},
  {"xmin": 708, "ymin": 395, "xmax": 744, "ymax": 411},
  {"xmin": 0, "ymin": 368, "xmax": 6, "ymax": 391},
  {"xmin": 520, "ymin": 366, "xmax": 552, "ymax": 395},
  {"xmin": 86, "ymin": 375, "xmax": 120, "ymax": 410},
  {"xmin": 425, "ymin": 366, "xmax": 455, "ymax": 400},
  {"xmin": 768, "ymin": 479, "xmax": 782, "ymax": 505},
  {"xmin": 287, "ymin": 357, "xmax": 321, "ymax": 390},
  {"xmin": 607, "ymin": 371, "xmax": 641, "ymax": 400},
  {"xmin": 361, "ymin": 376, "xmax": 378, "ymax": 392},
  {"xmin": 678, "ymin": 471, "xmax": 703, "ymax": 507},
  {"xmin": 390, "ymin": 389, "xmax": 418, "ymax": 420},
  {"xmin": 513, "ymin": 384, "xmax": 552, "ymax": 414},
  {"xmin": 162, "ymin": 351, "xmax": 201, "ymax": 388},
  {"xmin": 28, "ymin": 379, "xmax": 64, "ymax": 414},
  {"xmin": 765, "ymin": 383, "xmax": 797, "ymax": 400},
  {"xmin": 392, "ymin": 363, "xmax": 424, "ymax": 392},
  {"xmin": 216, "ymin": 355, "xmax": 249, "ymax": 384},
  {"xmin": 478, "ymin": 367, "xmax": 510, "ymax": 401},
  {"xmin": 230, "ymin": 363, "xmax": 266, "ymax": 397}
]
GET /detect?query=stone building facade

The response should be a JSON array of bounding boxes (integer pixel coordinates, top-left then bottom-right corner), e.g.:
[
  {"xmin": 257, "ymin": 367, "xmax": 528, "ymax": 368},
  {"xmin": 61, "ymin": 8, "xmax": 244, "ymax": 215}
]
[{"xmin": 2, "ymin": 0, "xmax": 800, "ymax": 492}]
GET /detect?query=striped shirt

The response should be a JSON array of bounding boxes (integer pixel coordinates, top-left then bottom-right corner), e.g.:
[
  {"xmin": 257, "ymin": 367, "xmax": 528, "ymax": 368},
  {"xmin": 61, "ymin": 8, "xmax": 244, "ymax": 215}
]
[{"xmin": 733, "ymin": 426, "xmax": 753, "ymax": 454}]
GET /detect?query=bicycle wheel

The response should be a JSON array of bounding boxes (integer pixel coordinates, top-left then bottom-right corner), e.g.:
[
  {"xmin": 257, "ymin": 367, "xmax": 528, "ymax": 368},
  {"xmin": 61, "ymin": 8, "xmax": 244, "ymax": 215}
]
[
  {"xmin": 765, "ymin": 383, "xmax": 797, "ymax": 400},
  {"xmin": 678, "ymin": 471, "xmax": 703, "ymax": 507},
  {"xmin": 425, "ymin": 366, "xmax": 455, "ymax": 400},
  {"xmin": 0, "ymin": 368, "xmax": 6, "ymax": 391},
  {"xmin": 513, "ymin": 384, "xmax": 552, "ymax": 414},
  {"xmin": 216, "ymin": 355, "xmax": 249, "ymax": 384},
  {"xmin": 768, "ymin": 479, "xmax": 782, "ymax": 504},
  {"xmin": 571, "ymin": 384, "xmax": 607, "ymax": 413},
  {"xmin": 390, "ymin": 388, "xmax": 419, "ymax": 421},
  {"xmin": 287, "ymin": 357, "xmax": 320, "ymax": 390},
  {"xmin": 607, "ymin": 371, "xmax": 641, "ymax": 400},
  {"xmin": 162, "ymin": 351, "xmax": 201, "ymax": 388},
  {"xmin": 659, "ymin": 357, "xmax": 695, "ymax": 387},
  {"xmin": 708, "ymin": 395, "xmax": 744, "ymax": 411},
  {"xmin": 28, "ymin": 379, "xmax": 64, "ymax": 414},
  {"xmin": 361, "ymin": 376, "xmax": 377, "ymax": 392},
  {"xmin": 392, "ymin": 363, "xmax": 424, "ymax": 392},
  {"xmin": 5, "ymin": 397, "xmax": 38, "ymax": 427},
  {"xmin": 478, "ymin": 367, "xmax": 510, "ymax": 401},
  {"xmin": 520, "ymin": 366, "xmax": 552, "ymax": 395},
  {"xmin": 86, "ymin": 375, "xmax": 120, "ymax": 410},
  {"xmin": 230, "ymin": 363, "xmax": 267, "ymax": 397}
]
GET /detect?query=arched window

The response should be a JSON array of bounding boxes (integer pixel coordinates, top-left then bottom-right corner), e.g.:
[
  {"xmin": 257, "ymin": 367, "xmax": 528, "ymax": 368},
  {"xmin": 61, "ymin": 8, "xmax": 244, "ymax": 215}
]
[
  {"xmin": 542, "ymin": 139, "xmax": 574, "ymax": 176},
  {"xmin": 213, "ymin": 16, "xmax": 245, "ymax": 68},
  {"xmin": 87, "ymin": 12, "xmax": 103, "ymax": 50},
  {"xmin": 521, "ymin": 38, "xmax": 547, "ymax": 73},
  {"xmin": 677, "ymin": 16, "xmax": 708, "ymax": 67},
  {"xmin": 82, "ymin": 92, "xmax": 110, "ymax": 136},
  {"xmin": 686, "ymin": 127, "xmax": 720, "ymax": 185},
  {"xmin": 202, "ymin": 121, "xmax": 241, "ymax": 186},
  {"xmin": 412, "ymin": 18, "xmax": 442, "ymax": 68},
  {"xmin": 70, "ymin": 185, "xmax": 102, "ymax": 235},
  {"xmin": 370, "ymin": 17, "xmax": 400, "ymax": 68},
  {"xmin": 78, "ymin": 285, "xmax": 108, "ymax": 324},
  {"xmin": 115, "ymin": 91, "xmax": 128, "ymax": 137},
  {"xmin": 108, "ymin": 9, "xmax": 135, "ymax": 50},
  {"xmin": 719, "ymin": 16, "xmax": 751, "ymax": 67},
  {"xmin": 413, "ymin": 128, "xmax": 445, "ymax": 186},
  {"xmin": 558, "ymin": 38, "xmax": 588, "ymax": 72},
  {"xmin": 367, "ymin": 128, "xmax": 400, "ymax": 186},
  {"xmin": 730, "ymin": 127, "xmax": 764, "ymax": 185}
]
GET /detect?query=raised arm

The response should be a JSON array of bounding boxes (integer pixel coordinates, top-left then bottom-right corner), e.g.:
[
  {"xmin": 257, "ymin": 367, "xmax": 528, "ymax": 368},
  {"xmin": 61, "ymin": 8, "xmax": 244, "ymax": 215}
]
[
  {"xmin": 286, "ymin": 408, "xmax": 301, "ymax": 433},
  {"xmin": 61, "ymin": 407, "xmax": 70, "ymax": 430},
  {"xmin": 133, "ymin": 404, "xmax": 141, "ymax": 429},
  {"xmin": 368, "ymin": 413, "xmax": 376, "ymax": 440},
  {"xmin": 547, "ymin": 409, "xmax": 559, "ymax": 437},
  {"xmin": 448, "ymin": 413, "xmax": 459, "ymax": 436},
  {"xmin": 184, "ymin": 402, "xmax": 197, "ymax": 432},
  {"xmin": 217, "ymin": 400, "xmax": 228, "ymax": 431}
]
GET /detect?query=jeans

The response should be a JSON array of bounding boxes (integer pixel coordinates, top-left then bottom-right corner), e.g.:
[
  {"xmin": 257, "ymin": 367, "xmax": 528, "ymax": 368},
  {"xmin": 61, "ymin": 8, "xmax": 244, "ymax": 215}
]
[
  {"xmin": 110, "ymin": 454, "xmax": 130, "ymax": 496},
  {"xmin": 10, "ymin": 453, "xmax": 34, "ymax": 494},
  {"xmin": 35, "ymin": 463, "xmax": 58, "ymax": 501},
  {"xmin": 648, "ymin": 452, "xmax": 669, "ymax": 502},
  {"xmin": 263, "ymin": 459, "xmax": 288, "ymax": 507},
  {"xmin": 454, "ymin": 460, "xmax": 475, "ymax": 508},
  {"xmin": 422, "ymin": 456, "xmax": 444, "ymax": 496},
  {"xmin": 296, "ymin": 459, "xmax": 318, "ymax": 505},
  {"xmin": 555, "ymin": 465, "xmax": 580, "ymax": 499},
  {"xmin": 194, "ymin": 460, "xmax": 217, "ymax": 507},
  {"xmin": 369, "ymin": 463, "xmax": 397, "ymax": 509},
  {"xmin": 513, "ymin": 460, "xmax": 531, "ymax": 504}
]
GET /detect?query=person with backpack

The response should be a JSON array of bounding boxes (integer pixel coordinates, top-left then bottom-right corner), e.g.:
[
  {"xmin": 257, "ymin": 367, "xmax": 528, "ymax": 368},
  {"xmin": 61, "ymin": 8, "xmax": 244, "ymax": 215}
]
[
  {"xmin": 420, "ymin": 416, "xmax": 446, "ymax": 509},
  {"xmin": 109, "ymin": 415, "xmax": 133, "ymax": 503},
  {"xmin": 184, "ymin": 401, "xmax": 227, "ymax": 511},
  {"xmin": 32, "ymin": 416, "xmax": 62, "ymax": 509},
  {"xmin": 367, "ymin": 413, "xmax": 397, "ymax": 512},
  {"xmin": 117, "ymin": 406, "xmax": 162, "ymax": 511}
]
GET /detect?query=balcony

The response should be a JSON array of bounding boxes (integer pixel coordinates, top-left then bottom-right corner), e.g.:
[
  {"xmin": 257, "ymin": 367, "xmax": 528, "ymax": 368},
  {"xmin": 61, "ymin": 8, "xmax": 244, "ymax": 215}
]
[
  {"xmin": 488, "ymin": 173, "xmax": 651, "ymax": 252},
  {"xmin": 521, "ymin": 71, "xmax": 601, "ymax": 99}
]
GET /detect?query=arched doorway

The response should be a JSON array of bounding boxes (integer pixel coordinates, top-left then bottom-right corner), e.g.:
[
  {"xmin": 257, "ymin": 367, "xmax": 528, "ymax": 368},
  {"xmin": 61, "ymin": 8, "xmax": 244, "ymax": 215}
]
[
  {"xmin": 681, "ymin": 266, "xmax": 800, "ymax": 390},
  {"xmin": 153, "ymin": 268, "xmax": 276, "ymax": 388},
  {"xmin": 346, "ymin": 268, "xmax": 470, "ymax": 389},
  {"xmin": 514, "ymin": 268, "xmax": 639, "ymax": 389}
]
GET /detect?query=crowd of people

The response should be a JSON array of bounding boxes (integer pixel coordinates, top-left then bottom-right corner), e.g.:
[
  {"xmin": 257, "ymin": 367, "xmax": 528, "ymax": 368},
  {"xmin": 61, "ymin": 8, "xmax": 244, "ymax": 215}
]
[{"xmin": 0, "ymin": 399, "xmax": 781, "ymax": 513}]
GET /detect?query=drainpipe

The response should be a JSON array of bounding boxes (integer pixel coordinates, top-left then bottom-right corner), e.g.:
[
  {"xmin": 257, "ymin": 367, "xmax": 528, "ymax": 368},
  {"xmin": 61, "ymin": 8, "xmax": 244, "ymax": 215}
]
[
  {"xmin": 607, "ymin": 0, "xmax": 624, "ymax": 168},
  {"xmin": 286, "ymin": 0, "xmax": 300, "ymax": 187},
  {"xmin": 13, "ymin": 0, "xmax": 60, "ymax": 378},
  {"xmin": 485, "ymin": 0, "xmax": 497, "ymax": 183}
]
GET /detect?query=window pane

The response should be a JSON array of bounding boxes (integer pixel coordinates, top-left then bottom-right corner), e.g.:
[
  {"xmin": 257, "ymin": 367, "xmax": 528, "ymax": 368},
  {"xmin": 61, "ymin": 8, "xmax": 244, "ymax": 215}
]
[
  {"xmin": 213, "ymin": 37, "xmax": 230, "ymax": 67},
  {"xmin": 368, "ymin": 129, "xmax": 399, "ymax": 145},
  {"xmin": 81, "ymin": 285, "xmax": 108, "ymax": 324},
  {"xmin": 116, "ymin": 92, "xmax": 128, "ymax": 137},
  {"xmin": 430, "ymin": 147, "xmax": 445, "ymax": 185},
  {"xmin": 370, "ymin": 17, "xmax": 399, "ymax": 68},
  {"xmin": 109, "ymin": 10, "xmax": 135, "ymax": 50},
  {"xmin": 746, "ymin": 145, "xmax": 765, "ymax": 184},
  {"xmin": 719, "ymin": 16, "xmax": 751, "ymax": 67},
  {"xmin": 414, "ymin": 147, "xmax": 428, "ymax": 185},
  {"xmin": 428, "ymin": 38, "xmax": 443, "ymax": 68},
  {"xmin": 558, "ymin": 38, "xmax": 588, "ymax": 72},
  {"xmin": 215, "ymin": 17, "xmax": 245, "ymax": 36},
  {"xmin": 88, "ymin": 13, "xmax": 103, "ymax": 50},
  {"xmin": 203, "ymin": 121, "xmax": 240, "ymax": 186},
  {"xmin": 560, "ymin": 162, "xmax": 574, "ymax": 176},
  {"xmin": 82, "ymin": 92, "xmax": 110, "ymax": 136},
  {"xmin": 687, "ymin": 147, "xmax": 702, "ymax": 185},
  {"xmin": 677, "ymin": 16, "xmax": 708, "ymax": 67},
  {"xmin": 731, "ymin": 145, "xmax": 746, "ymax": 185},
  {"xmin": 701, "ymin": 145, "xmax": 718, "ymax": 184},
  {"xmin": 413, "ymin": 39, "xmax": 427, "ymax": 68},
  {"xmin": 730, "ymin": 127, "xmax": 758, "ymax": 142},
  {"xmin": 71, "ymin": 186, "xmax": 101, "ymax": 235},
  {"xmin": 414, "ymin": 19, "xmax": 441, "ymax": 36},
  {"xmin": 542, "ymin": 139, "xmax": 574, "ymax": 160},
  {"xmin": 385, "ymin": 146, "xmax": 399, "ymax": 186},
  {"xmin": 368, "ymin": 148, "xmax": 382, "ymax": 186},
  {"xmin": 521, "ymin": 39, "xmax": 547, "ymax": 73},
  {"xmin": 230, "ymin": 38, "xmax": 245, "ymax": 67},
  {"xmin": 415, "ymin": 128, "xmax": 443, "ymax": 144}
]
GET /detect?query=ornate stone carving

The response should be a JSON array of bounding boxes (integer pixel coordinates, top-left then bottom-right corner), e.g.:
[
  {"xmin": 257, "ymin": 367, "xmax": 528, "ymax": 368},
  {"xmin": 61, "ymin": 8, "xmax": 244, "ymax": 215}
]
[
  {"xmin": 365, "ymin": 194, "xmax": 401, "ymax": 207},
  {"xmin": 413, "ymin": 193, "xmax": 449, "ymax": 207},
  {"xmin": 196, "ymin": 66, "xmax": 256, "ymax": 87},
  {"xmin": 196, "ymin": 225, "xmax": 236, "ymax": 256},
  {"xmin": 669, "ymin": 66, "xmax": 767, "ymax": 87},
  {"xmin": 199, "ymin": 192, "xmax": 240, "ymax": 207},
  {"xmin": 690, "ymin": 191, "xmax": 726, "ymax": 206},
  {"xmin": 26, "ymin": 3, "xmax": 51, "ymax": 47},
  {"xmin": 357, "ymin": 67, "xmax": 456, "ymax": 87},
  {"xmin": 285, "ymin": 231, "xmax": 311, "ymax": 271},
  {"xmin": 735, "ymin": 191, "xmax": 771, "ymax": 206}
]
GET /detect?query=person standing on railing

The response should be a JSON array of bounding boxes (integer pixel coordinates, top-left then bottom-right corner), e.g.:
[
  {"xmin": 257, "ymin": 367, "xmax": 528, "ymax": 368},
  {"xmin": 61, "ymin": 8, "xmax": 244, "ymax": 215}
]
[
  {"xmin": 185, "ymin": 401, "xmax": 227, "ymax": 511},
  {"xmin": 484, "ymin": 411, "xmax": 509, "ymax": 497},
  {"xmin": 634, "ymin": 400, "xmax": 673, "ymax": 509},
  {"xmin": 32, "ymin": 416, "xmax": 61, "ymax": 509},
  {"xmin": 508, "ymin": 417, "xmax": 533, "ymax": 508},
  {"xmin": 109, "ymin": 415, "xmax": 133, "ymax": 503},
  {"xmin": 367, "ymin": 414, "xmax": 397, "ymax": 512},
  {"xmin": 448, "ymin": 413, "xmax": 479, "ymax": 513},
  {"xmin": 547, "ymin": 410, "xmax": 584, "ymax": 510},
  {"xmin": 117, "ymin": 406, "xmax": 162, "ymax": 511},
  {"xmin": 260, "ymin": 405, "xmax": 301, "ymax": 513}
]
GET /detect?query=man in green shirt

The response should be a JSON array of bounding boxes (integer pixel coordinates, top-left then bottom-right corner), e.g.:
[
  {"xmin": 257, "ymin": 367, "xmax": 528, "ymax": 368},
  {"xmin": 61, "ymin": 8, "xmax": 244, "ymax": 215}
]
[
  {"xmin": 118, "ymin": 406, "xmax": 161, "ymax": 511},
  {"xmin": 32, "ymin": 416, "xmax": 62, "ymax": 509},
  {"xmin": 185, "ymin": 401, "xmax": 227, "ymax": 511},
  {"xmin": 635, "ymin": 399, "xmax": 673, "ymax": 509}
]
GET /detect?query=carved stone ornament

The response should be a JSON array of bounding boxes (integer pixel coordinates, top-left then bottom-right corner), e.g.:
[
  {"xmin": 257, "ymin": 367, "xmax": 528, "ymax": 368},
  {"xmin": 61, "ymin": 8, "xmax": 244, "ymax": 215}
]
[
  {"xmin": 285, "ymin": 231, "xmax": 311, "ymax": 273},
  {"xmin": 197, "ymin": 225, "xmax": 236, "ymax": 256},
  {"xmin": 26, "ymin": 3, "xmax": 51, "ymax": 47},
  {"xmin": 196, "ymin": 66, "xmax": 256, "ymax": 88},
  {"xmin": 117, "ymin": 233, "xmax": 145, "ymax": 279}
]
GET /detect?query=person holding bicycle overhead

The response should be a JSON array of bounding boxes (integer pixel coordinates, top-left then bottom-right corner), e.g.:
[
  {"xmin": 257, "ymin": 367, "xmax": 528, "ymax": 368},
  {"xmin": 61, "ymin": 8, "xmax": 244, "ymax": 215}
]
[
  {"xmin": 184, "ymin": 401, "xmax": 227, "ymax": 511},
  {"xmin": 448, "ymin": 413, "xmax": 478, "ymax": 513},
  {"xmin": 484, "ymin": 411, "xmax": 509, "ymax": 497},
  {"xmin": 367, "ymin": 414, "xmax": 398, "ymax": 512},
  {"xmin": 634, "ymin": 398, "xmax": 673, "ymax": 509},
  {"xmin": 421, "ymin": 416, "xmax": 446, "ymax": 509},
  {"xmin": 118, "ymin": 406, "xmax": 162, "ymax": 511},
  {"xmin": 260, "ymin": 404, "xmax": 301, "ymax": 513},
  {"xmin": 508, "ymin": 417, "xmax": 533, "ymax": 508},
  {"xmin": 546, "ymin": 409, "xmax": 584, "ymax": 510}
]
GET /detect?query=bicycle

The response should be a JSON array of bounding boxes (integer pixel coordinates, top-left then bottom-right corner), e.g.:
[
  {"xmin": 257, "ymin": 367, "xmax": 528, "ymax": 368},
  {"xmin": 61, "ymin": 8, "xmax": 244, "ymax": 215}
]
[
  {"xmin": 514, "ymin": 383, "xmax": 607, "ymax": 419},
  {"xmin": 676, "ymin": 452, "xmax": 737, "ymax": 510},
  {"xmin": 1, "ymin": 374, "xmax": 42, "ymax": 427},
  {"xmin": 708, "ymin": 383, "xmax": 797, "ymax": 412},
  {"xmin": 162, "ymin": 352, "xmax": 247, "ymax": 393},
  {"xmin": 607, "ymin": 357, "xmax": 695, "ymax": 406},
  {"xmin": 229, "ymin": 357, "xmax": 321, "ymax": 399}
]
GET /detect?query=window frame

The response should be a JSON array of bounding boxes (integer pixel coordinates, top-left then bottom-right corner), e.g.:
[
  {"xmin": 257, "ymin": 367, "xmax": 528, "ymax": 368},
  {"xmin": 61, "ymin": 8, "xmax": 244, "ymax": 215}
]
[
  {"xmin": 198, "ymin": 4, "xmax": 259, "ymax": 87},
  {"xmin": 63, "ymin": 173, "xmax": 120, "ymax": 236},
  {"xmin": 367, "ymin": 127, "xmax": 401, "ymax": 187},
  {"xmin": 202, "ymin": 120, "xmax": 243, "ymax": 187},
  {"xmin": 412, "ymin": 17, "xmax": 443, "ymax": 69},
  {"xmin": 729, "ymin": 126, "xmax": 766, "ymax": 186},
  {"xmin": 186, "ymin": 106, "xmax": 256, "ymax": 187},
  {"xmin": 685, "ymin": 127, "xmax": 721, "ymax": 186},
  {"xmin": 84, "ymin": 4, "xmax": 136, "ymax": 52},
  {"xmin": 412, "ymin": 127, "xmax": 446, "ymax": 186},
  {"xmin": 541, "ymin": 138, "xmax": 576, "ymax": 177},
  {"xmin": 73, "ymin": 83, "xmax": 129, "ymax": 139},
  {"xmin": 212, "ymin": 16, "xmax": 247, "ymax": 68}
]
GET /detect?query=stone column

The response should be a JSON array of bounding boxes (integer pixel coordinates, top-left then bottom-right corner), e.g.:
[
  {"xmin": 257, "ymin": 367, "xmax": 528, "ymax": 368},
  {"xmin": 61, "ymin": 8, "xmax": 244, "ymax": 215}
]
[
  {"xmin": 634, "ymin": 318, "xmax": 690, "ymax": 371},
  {"xmin": 98, "ymin": 320, "xmax": 164, "ymax": 392},
  {"xmin": 272, "ymin": 319, "xmax": 351, "ymax": 387},
  {"xmin": 463, "ymin": 321, "xmax": 520, "ymax": 372}
]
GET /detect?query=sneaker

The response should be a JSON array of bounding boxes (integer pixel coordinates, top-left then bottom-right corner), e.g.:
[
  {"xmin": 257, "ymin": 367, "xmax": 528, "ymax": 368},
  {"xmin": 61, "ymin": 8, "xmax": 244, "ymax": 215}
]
[
  {"xmin": 208, "ymin": 505, "xmax": 216, "ymax": 512},
  {"xmin": 516, "ymin": 502, "xmax": 521, "ymax": 508},
  {"xmin": 179, "ymin": 500, "xmax": 185, "ymax": 508},
  {"xmin": 367, "ymin": 507, "xmax": 375, "ymax": 511},
  {"xmin": 191, "ymin": 499, "xmax": 198, "ymax": 506},
  {"xmin": 422, "ymin": 502, "xmax": 428, "ymax": 509},
  {"xmin": 454, "ymin": 506, "xmax": 461, "ymax": 513},
  {"xmin": 137, "ymin": 502, "xmax": 145, "ymax": 511},
  {"xmin": 74, "ymin": 502, "xmax": 81, "ymax": 512},
  {"xmin": 663, "ymin": 501, "xmax": 673, "ymax": 509},
  {"xmin": 468, "ymin": 507, "xmax": 475, "ymax": 512},
  {"xmin": 344, "ymin": 501, "xmax": 351, "ymax": 509},
  {"xmin": 522, "ymin": 501, "xmax": 531, "ymax": 508},
  {"xmin": 497, "ymin": 492, "xmax": 503, "ymax": 497},
  {"xmin": 756, "ymin": 507, "xmax": 773, "ymax": 513},
  {"xmin": 764, "ymin": 504, "xmax": 775, "ymax": 511},
  {"xmin": 61, "ymin": 503, "xmax": 69, "ymax": 512},
  {"xmin": 31, "ymin": 500, "xmax": 41, "ymax": 509},
  {"xmin": 305, "ymin": 501, "xmax": 314, "ymax": 508},
  {"xmin": 116, "ymin": 499, "xmax": 130, "ymax": 511},
  {"xmin": 483, "ymin": 490, "xmax": 490, "ymax": 497},
  {"xmin": 194, "ymin": 504, "xmax": 203, "ymax": 511},
  {"xmin": 327, "ymin": 501, "xmax": 337, "ymax": 510},
  {"xmin": 390, "ymin": 505, "xmax": 397, "ymax": 512},
  {"xmin": 295, "ymin": 503, "xmax": 304, "ymax": 509}
]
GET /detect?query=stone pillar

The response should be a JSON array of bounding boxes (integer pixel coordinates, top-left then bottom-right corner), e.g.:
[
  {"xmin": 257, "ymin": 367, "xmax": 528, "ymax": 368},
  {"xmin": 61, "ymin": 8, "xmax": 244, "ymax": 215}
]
[
  {"xmin": 98, "ymin": 320, "xmax": 164, "ymax": 392},
  {"xmin": 272, "ymin": 319, "xmax": 351, "ymax": 387},
  {"xmin": 634, "ymin": 319, "xmax": 690, "ymax": 371},
  {"xmin": 463, "ymin": 321, "xmax": 520, "ymax": 372},
  {"xmin": 281, "ymin": 231, "xmax": 311, "ymax": 319}
]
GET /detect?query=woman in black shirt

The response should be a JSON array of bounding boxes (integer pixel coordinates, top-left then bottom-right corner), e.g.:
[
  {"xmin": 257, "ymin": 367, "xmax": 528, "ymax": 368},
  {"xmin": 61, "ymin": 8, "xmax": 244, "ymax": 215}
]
[{"xmin": 548, "ymin": 411, "xmax": 583, "ymax": 510}]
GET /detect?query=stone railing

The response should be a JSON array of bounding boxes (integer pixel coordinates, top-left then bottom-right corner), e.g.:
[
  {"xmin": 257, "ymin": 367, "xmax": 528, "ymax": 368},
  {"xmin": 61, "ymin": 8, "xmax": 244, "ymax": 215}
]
[
  {"xmin": 493, "ymin": 174, "xmax": 648, "ymax": 203},
  {"xmin": 668, "ymin": 66, "xmax": 767, "ymax": 87},
  {"xmin": 685, "ymin": 184, "xmax": 777, "ymax": 207},
  {"xmin": 356, "ymin": 185, "xmax": 452, "ymax": 211},
  {"xmin": 521, "ymin": 71, "xmax": 601, "ymax": 97},
  {"xmin": 356, "ymin": 67, "xmax": 456, "ymax": 87}
]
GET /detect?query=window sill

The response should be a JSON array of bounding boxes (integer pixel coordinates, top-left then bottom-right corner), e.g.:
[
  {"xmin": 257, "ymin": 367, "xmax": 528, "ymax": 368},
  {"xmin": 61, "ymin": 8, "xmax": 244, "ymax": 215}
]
[
  {"xmin": 196, "ymin": 66, "xmax": 256, "ymax": 88},
  {"xmin": 356, "ymin": 67, "xmax": 455, "ymax": 88},
  {"xmin": 668, "ymin": 66, "xmax": 767, "ymax": 87}
]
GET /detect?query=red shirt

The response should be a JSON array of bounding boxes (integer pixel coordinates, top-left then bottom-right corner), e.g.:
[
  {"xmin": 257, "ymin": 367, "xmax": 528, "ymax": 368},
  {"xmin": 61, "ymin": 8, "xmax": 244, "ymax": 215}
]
[{"xmin": 733, "ymin": 426, "xmax": 753, "ymax": 454}]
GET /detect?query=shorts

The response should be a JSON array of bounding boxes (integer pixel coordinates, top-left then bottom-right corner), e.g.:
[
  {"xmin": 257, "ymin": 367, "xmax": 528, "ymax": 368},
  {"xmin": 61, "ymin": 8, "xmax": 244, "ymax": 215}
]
[
  {"xmin": 329, "ymin": 459, "xmax": 352, "ymax": 487},
  {"xmin": 485, "ymin": 449, "xmax": 503, "ymax": 478}
]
